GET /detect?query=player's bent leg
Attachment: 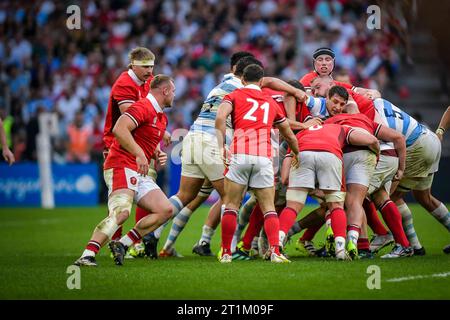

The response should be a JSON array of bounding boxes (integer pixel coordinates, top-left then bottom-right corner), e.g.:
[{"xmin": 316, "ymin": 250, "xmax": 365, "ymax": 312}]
[
  {"xmin": 325, "ymin": 194, "xmax": 350, "ymax": 260},
  {"xmin": 220, "ymin": 178, "xmax": 247, "ymax": 261},
  {"xmin": 345, "ymin": 183, "xmax": 368, "ymax": 259},
  {"xmin": 75, "ymin": 189, "xmax": 134, "ymax": 267},
  {"xmin": 161, "ymin": 183, "xmax": 213, "ymax": 257},
  {"xmin": 193, "ymin": 199, "xmax": 222, "ymax": 257},
  {"xmin": 413, "ymin": 189, "xmax": 450, "ymax": 232},
  {"xmin": 279, "ymin": 189, "xmax": 308, "ymax": 250}
]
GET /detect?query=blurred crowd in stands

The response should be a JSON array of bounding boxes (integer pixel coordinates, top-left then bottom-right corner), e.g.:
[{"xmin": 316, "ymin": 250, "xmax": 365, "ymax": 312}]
[{"xmin": 0, "ymin": 0, "xmax": 413, "ymax": 164}]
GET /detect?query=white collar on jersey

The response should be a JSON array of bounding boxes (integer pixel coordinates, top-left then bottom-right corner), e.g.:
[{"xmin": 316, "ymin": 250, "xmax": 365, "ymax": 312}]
[
  {"xmin": 128, "ymin": 69, "xmax": 144, "ymax": 86},
  {"xmin": 244, "ymin": 84, "xmax": 262, "ymax": 91},
  {"xmin": 146, "ymin": 93, "xmax": 163, "ymax": 113}
]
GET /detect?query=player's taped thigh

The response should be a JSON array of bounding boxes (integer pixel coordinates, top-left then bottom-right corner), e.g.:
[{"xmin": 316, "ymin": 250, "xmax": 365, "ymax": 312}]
[
  {"xmin": 95, "ymin": 193, "xmax": 134, "ymax": 238},
  {"xmin": 286, "ymin": 189, "xmax": 308, "ymax": 204},
  {"xmin": 324, "ymin": 191, "xmax": 346, "ymax": 203}
]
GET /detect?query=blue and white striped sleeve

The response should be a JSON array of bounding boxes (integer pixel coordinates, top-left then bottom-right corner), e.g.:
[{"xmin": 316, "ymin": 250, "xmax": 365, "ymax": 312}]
[{"xmin": 305, "ymin": 96, "xmax": 327, "ymax": 118}]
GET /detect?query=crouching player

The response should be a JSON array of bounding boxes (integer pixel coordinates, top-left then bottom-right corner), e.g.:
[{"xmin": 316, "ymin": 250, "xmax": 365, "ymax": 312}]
[
  {"xmin": 278, "ymin": 87, "xmax": 380, "ymax": 260},
  {"xmin": 215, "ymin": 64, "xmax": 300, "ymax": 263},
  {"xmin": 74, "ymin": 75, "xmax": 175, "ymax": 266}
]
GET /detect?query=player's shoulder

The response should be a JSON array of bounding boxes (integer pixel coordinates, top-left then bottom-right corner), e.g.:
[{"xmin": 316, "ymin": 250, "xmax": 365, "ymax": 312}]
[
  {"xmin": 299, "ymin": 71, "xmax": 318, "ymax": 85},
  {"xmin": 113, "ymin": 71, "xmax": 138, "ymax": 89}
]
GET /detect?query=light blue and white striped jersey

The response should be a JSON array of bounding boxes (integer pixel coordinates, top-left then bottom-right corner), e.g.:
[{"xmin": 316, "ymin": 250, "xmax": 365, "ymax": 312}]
[
  {"xmin": 190, "ymin": 73, "xmax": 243, "ymax": 135},
  {"xmin": 305, "ymin": 96, "xmax": 329, "ymax": 119},
  {"xmin": 373, "ymin": 98, "xmax": 424, "ymax": 147}
]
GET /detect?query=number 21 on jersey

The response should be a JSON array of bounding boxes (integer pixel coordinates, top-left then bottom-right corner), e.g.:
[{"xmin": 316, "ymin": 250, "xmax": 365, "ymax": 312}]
[{"xmin": 243, "ymin": 98, "xmax": 270, "ymax": 124}]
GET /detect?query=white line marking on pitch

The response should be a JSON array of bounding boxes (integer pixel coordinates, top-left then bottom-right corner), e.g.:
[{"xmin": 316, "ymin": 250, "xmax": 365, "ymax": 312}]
[{"xmin": 386, "ymin": 272, "xmax": 450, "ymax": 283}]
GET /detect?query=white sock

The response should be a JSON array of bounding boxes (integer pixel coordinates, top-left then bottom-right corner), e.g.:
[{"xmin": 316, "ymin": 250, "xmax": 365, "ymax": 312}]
[
  {"xmin": 347, "ymin": 230, "xmax": 359, "ymax": 247},
  {"xmin": 120, "ymin": 234, "xmax": 134, "ymax": 247},
  {"xmin": 335, "ymin": 236, "xmax": 346, "ymax": 252},
  {"xmin": 200, "ymin": 225, "xmax": 215, "ymax": 244},
  {"xmin": 163, "ymin": 207, "xmax": 193, "ymax": 250},
  {"xmin": 431, "ymin": 203, "xmax": 450, "ymax": 232},
  {"xmin": 279, "ymin": 230, "xmax": 286, "ymax": 247},
  {"xmin": 397, "ymin": 203, "xmax": 422, "ymax": 249},
  {"xmin": 82, "ymin": 249, "xmax": 95, "ymax": 257}
]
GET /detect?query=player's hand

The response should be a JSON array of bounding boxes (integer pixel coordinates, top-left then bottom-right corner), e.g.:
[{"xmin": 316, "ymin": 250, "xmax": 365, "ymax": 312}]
[
  {"xmin": 291, "ymin": 152, "xmax": 299, "ymax": 169},
  {"xmin": 436, "ymin": 133, "xmax": 443, "ymax": 141},
  {"xmin": 156, "ymin": 150, "xmax": 168, "ymax": 167},
  {"xmin": 136, "ymin": 154, "xmax": 149, "ymax": 176},
  {"xmin": 303, "ymin": 118, "xmax": 323, "ymax": 129},
  {"xmin": 393, "ymin": 169, "xmax": 404, "ymax": 181},
  {"xmin": 2, "ymin": 147, "xmax": 15, "ymax": 166},
  {"xmin": 293, "ymin": 89, "xmax": 307, "ymax": 102},
  {"xmin": 163, "ymin": 131, "xmax": 172, "ymax": 147}
]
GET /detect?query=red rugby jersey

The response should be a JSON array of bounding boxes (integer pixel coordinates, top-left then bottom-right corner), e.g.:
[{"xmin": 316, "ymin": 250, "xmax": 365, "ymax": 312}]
[
  {"xmin": 104, "ymin": 94, "xmax": 167, "ymax": 171},
  {"xmin": 223, "ymin": 85, "xmax": 286, "ymax": 158}
]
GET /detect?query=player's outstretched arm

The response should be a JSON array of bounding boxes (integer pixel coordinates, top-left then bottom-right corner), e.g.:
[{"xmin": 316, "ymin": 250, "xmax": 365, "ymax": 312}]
[
  {"xmin": 0, "ymin": 118, "xmax": 14, "ymax": 166},
  {"xmin": 436, "ymin": 106, "xmax": 450, "ymax": 141},
  {"xmin": 376, "ymin": 125, "xmax": 406, "ymax": 180},
  {"xmin": 261, "ymin": 77, "xmax": 307, "ymax": 102},
  {"xmin": 113, "ymin": 114, "xmax": 148, "ymax": 175}
]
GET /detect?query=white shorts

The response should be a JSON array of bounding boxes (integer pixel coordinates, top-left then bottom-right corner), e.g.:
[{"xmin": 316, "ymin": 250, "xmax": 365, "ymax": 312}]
[
  {"xmin": 399, "ymin": 130, "xmax": 441, "ymax": 191},
  {"xmin": 181, "ymin": 132, "xmax": 225, "ymax": 182},
  {"xmin": 368, "ymin": 152, "xmax": 399, "ymax": 195},
  {"xmin": 225, "ymin": 154, "xmax": 274, "ymax": 188},
  {"xmin": 289, "ymin": 151, "xmax": 344, "ymax": 191},
  {"xmin": 103, "ymin": 167, "xmax": 160, "ymax": 204},
  {"xmin": 403, "ymin": 130, "xmax": 441, "ymax": 178},
  {"xmin": 343, "ymin": 150, "xmax": 377, "ymax": 187}
]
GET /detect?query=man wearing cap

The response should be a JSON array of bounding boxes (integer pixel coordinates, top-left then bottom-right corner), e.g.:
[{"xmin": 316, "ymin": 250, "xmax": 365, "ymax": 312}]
[{"xmin": 300, "ymin": 47, "xmax": 355, "ymax": 93}]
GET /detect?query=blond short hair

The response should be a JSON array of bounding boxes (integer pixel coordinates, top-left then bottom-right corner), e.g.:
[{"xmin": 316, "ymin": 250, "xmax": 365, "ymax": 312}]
[
  {"xmin": 128, "ymin": 47, "xmax": 155, "ymax": 68},
  {"xmin": 150, "ymin": 74, "xmax": 174, "ymax": 89}
]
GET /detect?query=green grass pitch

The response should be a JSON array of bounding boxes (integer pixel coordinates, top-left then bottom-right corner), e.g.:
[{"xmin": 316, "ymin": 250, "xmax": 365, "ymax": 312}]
[{"xmin": 0, "ymin": 204, "xmax": 449, "ymax": 299}]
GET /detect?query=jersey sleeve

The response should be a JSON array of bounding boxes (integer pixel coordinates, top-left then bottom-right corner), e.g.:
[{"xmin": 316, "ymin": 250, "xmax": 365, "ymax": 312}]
[
  {"xmin": 113, "ymin": 83, "xmax": 139, "ymax": 106},
  {"xmin": 222, "ymin": 92, "xmax": 235, "ymax": 106},
  {"xmin": 123, "ymin": 100, "xmax": 149, "ymax": 127},
  {"xmin": 305, "ymin": 96, "xmax": 327, "ymax": 118},
  {"xmin": 342, "ymin": 125, "xmax": 355, "ymax": 145},
  {"xmin": 273, "ymin": 101, "xmax": 287, "ymax": 125},
  {"xmin": 373, "ymin": 122, "xmax": 383, "ymax": 137}
]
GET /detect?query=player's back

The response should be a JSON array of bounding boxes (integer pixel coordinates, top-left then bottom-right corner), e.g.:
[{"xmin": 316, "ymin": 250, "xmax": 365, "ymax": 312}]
[
  {"xmin": 296, "ymin": 123, "xmax": 349, "ymax": 159},
  {"xmin": 325, "ymin": 113, "xmax": 378, "ymax": 135},
  {"xmin": 226, "ymin": 85, "xmax": 285, "ymax": 157},
  {"xmin": 373, "ymin": 98, "xmax": 424, "ymax": 147},
  {"xmin": 191, "ymin": 73, "xmax": 242, "ymax": 133}
]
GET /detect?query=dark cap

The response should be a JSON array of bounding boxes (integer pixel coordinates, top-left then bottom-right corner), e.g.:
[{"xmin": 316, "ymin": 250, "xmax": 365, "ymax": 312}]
[{"xmin": 313, "ymin": 47, "xmax": 335, "ymax": 59}]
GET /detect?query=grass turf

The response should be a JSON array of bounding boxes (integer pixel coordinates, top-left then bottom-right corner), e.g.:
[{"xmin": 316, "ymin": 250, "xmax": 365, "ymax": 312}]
[{"xmin": 0, "ymin": 204, "xmax": 449, "ymax": 299}]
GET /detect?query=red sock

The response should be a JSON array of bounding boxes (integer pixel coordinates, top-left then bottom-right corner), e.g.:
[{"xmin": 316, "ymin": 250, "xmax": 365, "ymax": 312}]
[
  {"xmin": 379, "ymin": 200, "xmax": 410, "ymax": 247},
  {"xmin": 112, "ymin": 227, "xmax": 122, "ymax": 241},
  {"xmin": 363, "ymin": 198, "xmax": 388, "ymax": 235},
  {"xmin": 357, "ymin": 237, "xmax": 370, "ymax": 250},
  {"xmin": 135, "ymin": 207, "xmax": 150, "ymax": 224},
  {"xmin": 126, "ymin": 228, "xmax": 142, "ymax": 244},
  {"xmin": 300, "ymin": 223, "xmax": 323, "ymax": 242},
  {"xmin": 242, "ymin": 204, "xmax": 264, "ymax": 250},
  {"xmin": 86, "ymin": 240, "xmax": 101, "ymax": 254},
  {"xmin": 264, "ymin": 211, "xmax": 280, "ymax": 250},
  {"xmin": 279, "ymin": 207, "xmax": 298, "ymax": 235},
  {"xmin": 221, "ymin": 209, "xmax": 238, "ymax": 255},
  {"xmin": 330, "ymin": 208, "xmax": 347, "ymax": 239}
]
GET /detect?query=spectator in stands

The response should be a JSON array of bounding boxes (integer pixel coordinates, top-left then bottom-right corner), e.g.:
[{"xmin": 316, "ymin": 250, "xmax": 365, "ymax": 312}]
[{"xmin": 66, "ymin": 110, "xmax": 91, "ymax": 163}]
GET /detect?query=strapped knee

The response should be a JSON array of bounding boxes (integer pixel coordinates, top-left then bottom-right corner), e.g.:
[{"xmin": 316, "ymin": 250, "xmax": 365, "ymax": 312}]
[
  {"xmin": 95, "ymin": 193, "xmax": 133, "ymax": 238},
  {"xmin": 286, "ymin": 189, "xmax": 308, "ymax": 204},
  {"xmin": 324, "ymin": 191, "xmax": 346, "ymax": 203}
]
